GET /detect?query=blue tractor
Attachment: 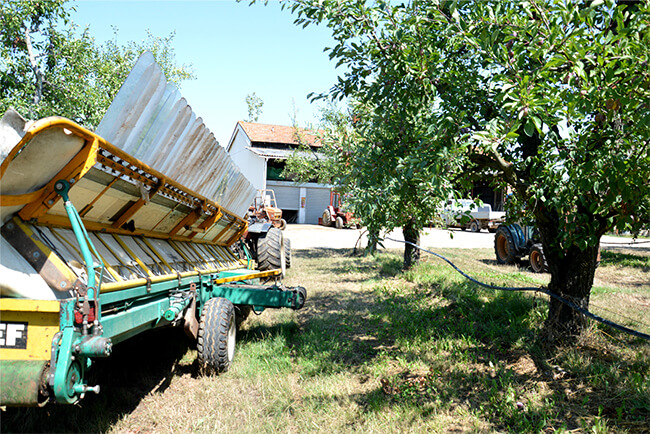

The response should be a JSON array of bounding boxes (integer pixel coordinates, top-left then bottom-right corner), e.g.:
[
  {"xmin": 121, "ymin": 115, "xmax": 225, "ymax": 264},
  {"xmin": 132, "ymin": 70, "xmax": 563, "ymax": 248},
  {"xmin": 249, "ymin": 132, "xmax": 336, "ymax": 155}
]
[{"xmin": 494, "ymin": 224, "xmax": 548, "ymax": 273}]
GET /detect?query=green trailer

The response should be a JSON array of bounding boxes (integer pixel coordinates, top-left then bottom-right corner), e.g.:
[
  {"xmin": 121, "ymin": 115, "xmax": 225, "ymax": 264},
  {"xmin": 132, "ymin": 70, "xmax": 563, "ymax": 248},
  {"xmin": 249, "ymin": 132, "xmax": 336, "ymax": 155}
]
[{"xmin": 0, "ymin": 54, "xmax": 305, "ymax": 406}]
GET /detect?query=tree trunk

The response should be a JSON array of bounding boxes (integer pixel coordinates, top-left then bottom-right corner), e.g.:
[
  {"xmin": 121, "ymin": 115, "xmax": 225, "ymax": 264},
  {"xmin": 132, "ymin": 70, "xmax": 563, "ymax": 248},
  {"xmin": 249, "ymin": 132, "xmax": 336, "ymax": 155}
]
[
  {"xmin": 24, "ymin": 27, "xmax": 44, "ymax": 106},
  {"xmin": 364, "ymin": 229, "xmax": 380, "ymax": 256},
  {"xmin": 537, "ymin": 222, "xmax": 601, "ymax": 344},
  {"xmin": 403, "ymin": 217, "xmax": 420, "ymax": 269}
]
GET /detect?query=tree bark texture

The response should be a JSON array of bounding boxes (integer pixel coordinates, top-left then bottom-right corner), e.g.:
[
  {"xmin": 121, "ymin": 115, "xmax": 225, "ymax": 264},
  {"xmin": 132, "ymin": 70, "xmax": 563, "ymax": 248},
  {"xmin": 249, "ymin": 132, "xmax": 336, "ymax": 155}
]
[
  {"xmin": 536, "ymin": 220, "xmax": 601, "ymax": 344},
  {"xmin": 403, "ymin": 216, "xmax": 420, "ymax": 269}
]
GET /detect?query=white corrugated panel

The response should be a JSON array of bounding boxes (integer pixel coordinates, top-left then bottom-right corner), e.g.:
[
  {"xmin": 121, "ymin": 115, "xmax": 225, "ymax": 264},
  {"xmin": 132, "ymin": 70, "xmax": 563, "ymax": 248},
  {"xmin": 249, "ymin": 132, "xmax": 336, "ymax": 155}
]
[
  {"xmin": 96, "ymin": 51, "xmax": 255, "ymax": 217},
  {"xmin": 273, "ymin": 185, "xmax": 300, "ymax": 210},
  {"xmin": 306, "ymin": 186, "xmax": 332, "ymax": 224}
]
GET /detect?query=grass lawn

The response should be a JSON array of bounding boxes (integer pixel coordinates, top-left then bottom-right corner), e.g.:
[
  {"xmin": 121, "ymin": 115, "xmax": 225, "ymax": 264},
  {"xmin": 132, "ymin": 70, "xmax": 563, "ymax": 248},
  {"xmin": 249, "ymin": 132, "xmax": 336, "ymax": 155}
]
[{"xmin": 2, "ymin": 247, "xmax": 649, "ymax": 433}]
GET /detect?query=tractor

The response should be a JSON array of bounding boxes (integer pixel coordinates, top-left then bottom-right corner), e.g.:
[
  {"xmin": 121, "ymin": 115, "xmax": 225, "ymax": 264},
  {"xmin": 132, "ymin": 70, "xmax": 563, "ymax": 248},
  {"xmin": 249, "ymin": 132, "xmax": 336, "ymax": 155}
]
[
  {"xmin": 249, "ymin": 189, "xmax": 287, "ymax": 230},
  {"xmin": 494, "ymin": 224, "xmax": 548, "ymax": 273},
  {"xmin": 245, "ymin": 189, "xmax": 291, "ymax": 273},
  {"xmin": 321, "ymin": 189, "xmax": 359, "ymax": 229},
  {"xmin": 495, "ymin": 223, "xmax": 601, "ymax": 274}
]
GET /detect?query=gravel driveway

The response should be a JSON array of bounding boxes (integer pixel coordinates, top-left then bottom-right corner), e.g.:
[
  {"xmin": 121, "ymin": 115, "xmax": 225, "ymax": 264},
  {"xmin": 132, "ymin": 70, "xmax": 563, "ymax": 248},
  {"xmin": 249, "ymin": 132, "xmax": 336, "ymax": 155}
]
[
  {"xmin": 285, "ymin": 225, "xmax": 496, "ymax": 250},
  {"xmin": 284, "ymin": 224, "xmax": 650, "ymax": 254}
]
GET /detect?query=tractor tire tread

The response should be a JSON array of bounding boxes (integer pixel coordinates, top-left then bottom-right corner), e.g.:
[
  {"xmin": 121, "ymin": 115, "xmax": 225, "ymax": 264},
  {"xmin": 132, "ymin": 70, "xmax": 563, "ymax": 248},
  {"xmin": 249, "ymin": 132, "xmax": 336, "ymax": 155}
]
[
  {"xmin": 197, "ymin": 297, "xmax": 235, "ymax": 374},
  {"xmin": 285, "ymin": 238, "xmax": 292, "ymax": 269},
  {"xmin": 529, "ymin": 243, "xmax": 548, "ymax": 273},
  {"xmin": 495, "ymin": 226, "xmax": 517, "ymax": 265},
  {"xmin": 256, "ymin": 227, "xmax": 284, "ymax": 272}
]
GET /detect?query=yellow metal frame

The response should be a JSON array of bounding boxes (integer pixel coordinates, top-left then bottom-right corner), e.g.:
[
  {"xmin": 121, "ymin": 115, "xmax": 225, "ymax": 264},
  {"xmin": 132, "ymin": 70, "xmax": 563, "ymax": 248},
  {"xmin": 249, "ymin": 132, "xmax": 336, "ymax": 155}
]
[
  {"xmin": 111, "ymin": 235, "xmax": 154, "ymax": 278},
  {"xmin": 3, "ymin": 217, "xmax": 80, "ymax": 292},
  {"xmin": 0, "ymin": 299, "xmax": 60, "ymax": 361},
  {"xmin": 213, "ymin": 269, "xmax": 282, "ymax": 285},
  {"xmin": 0, "ymin": 117, "xmax": 247, "ymax": 245}
]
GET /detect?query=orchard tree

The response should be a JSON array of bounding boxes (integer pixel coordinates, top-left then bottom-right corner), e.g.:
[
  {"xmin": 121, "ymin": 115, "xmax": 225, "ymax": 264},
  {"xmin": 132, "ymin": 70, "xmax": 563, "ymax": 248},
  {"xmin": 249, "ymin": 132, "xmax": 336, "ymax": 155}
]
[
  {"xmin": 1, "ymin": 0, "xmax": 194, "ymax": 128},
  {"xmin": 285, "ymin": 102, "xmax": 353, "ymax": 185},
  {"xmin": 284, "ymin": 1, "xmax": 466, "ymax": 267},
  {"xmin": 281, "ymin": 0, "xmax": 650, "ymax": 342},
  {"xmin": 245, "ymin": 92, "xmax": 264, "ymax": 122},
  {"xmin": 285, "ymin": 101, "xmax": 391, "ymax": 251}
]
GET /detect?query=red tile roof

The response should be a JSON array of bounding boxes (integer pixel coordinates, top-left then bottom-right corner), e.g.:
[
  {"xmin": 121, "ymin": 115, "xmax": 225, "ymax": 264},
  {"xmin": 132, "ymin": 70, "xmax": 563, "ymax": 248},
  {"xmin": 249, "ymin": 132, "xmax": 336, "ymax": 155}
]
[{"xmin": 238, "ymin": 121, "xmax": 322, "ymax": 147}]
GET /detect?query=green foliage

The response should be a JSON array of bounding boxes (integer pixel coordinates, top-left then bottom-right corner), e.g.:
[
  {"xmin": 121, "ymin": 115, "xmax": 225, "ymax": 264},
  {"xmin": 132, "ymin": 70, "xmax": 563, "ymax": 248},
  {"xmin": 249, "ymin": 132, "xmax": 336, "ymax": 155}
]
[
  {"xmin": 276, "ymin": 0, "xmax": 650, "ymax": 335},
  {"xmin": 282, "ymin": 1, "xmax": 466, "ymax": 243},
  {"xmin": 245, "ymin": 92, "xmax": 264, "ymax": 122},
  {"xmin": 285, "ymin": 102, "xmax": 352, "ymax": 185},
  {"xmin": 0, "ymin": 0, "xmax": 195, "ymax": 128},
  {"xmin": 282, "ymin": 0, "xmax": 650, "ymax": 253},
  {"xmin": 458, "ymin": 0, "xmax": 650, "ymax": 250}
]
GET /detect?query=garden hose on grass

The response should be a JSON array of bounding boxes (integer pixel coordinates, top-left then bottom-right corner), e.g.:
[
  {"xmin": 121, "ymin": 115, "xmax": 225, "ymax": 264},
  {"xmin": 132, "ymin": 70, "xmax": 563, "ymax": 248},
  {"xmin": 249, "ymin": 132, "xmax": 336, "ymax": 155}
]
[{"xmin": 385, "ymin": 237, "xmax": 650, "ymax": 341}]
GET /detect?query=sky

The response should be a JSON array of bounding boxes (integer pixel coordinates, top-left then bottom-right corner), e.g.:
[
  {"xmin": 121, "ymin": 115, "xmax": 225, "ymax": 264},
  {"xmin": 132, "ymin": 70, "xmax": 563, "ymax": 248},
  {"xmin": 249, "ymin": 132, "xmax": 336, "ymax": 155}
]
[{"xmin": 70, "ymin": 0, "xmax": 341, "ymax": 146}]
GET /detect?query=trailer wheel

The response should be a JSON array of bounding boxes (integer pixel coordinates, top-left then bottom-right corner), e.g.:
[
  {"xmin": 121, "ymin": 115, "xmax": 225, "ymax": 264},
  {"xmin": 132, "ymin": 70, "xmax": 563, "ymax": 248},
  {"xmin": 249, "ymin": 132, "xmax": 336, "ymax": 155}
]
[
  {"xmin": 335, "ymin": 216, "xmax": 344, "ymax": 229},
  {"xmin": 469, "ymin": 220, "xmax": 481, "ymax": 232},
  {"xmin": 322, "ymin": 210, "xmax": 331, "ymax": 226},
  {"xmin": 198, "ymin": 297, "xmax": 236, "ymax": 374},
  {"xmin": 256, "ymin": 227, "xmax": 285, "ymax": 275},
  {"xmin": 494, "ymin": 226, "xmax": 517, "ymax": 264},
  {"xmin": 285, "ymin": 238, "xmax": 292, "ymax": 269},
  {"xmin": 529, "ymin": 243, "xmax": 548, "ymax": 273}
]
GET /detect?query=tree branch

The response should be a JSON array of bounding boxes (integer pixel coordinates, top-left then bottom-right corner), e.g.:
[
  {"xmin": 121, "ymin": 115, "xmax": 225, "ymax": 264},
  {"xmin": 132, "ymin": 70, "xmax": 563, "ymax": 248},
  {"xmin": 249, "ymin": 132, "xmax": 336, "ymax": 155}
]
[{"xmin": 23, "ymin": 26, "xmax": 44, "ymax": 105}]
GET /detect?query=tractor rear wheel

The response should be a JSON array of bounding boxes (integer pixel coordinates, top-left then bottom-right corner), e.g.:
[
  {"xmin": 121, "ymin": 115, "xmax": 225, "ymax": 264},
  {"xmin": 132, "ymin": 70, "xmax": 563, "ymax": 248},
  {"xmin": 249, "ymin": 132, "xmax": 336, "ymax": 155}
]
[
  {"xmin": 494, "ymin": 226, "xmax": 517, "ymax": 264},
  {"xmin": 197, "ymin": 297, "xmax": 236, "ymax": 374},
  {"xmin": 322, "ymin": 210, "xmax": 331, "ymax": 226},
  {"xmin": 256, "ymin": 227, "xmax": 285, "ymax": 275},
  {"xmin": 335, "ymin": 216, "xmax": 344, "ymax": 229},
  {"xmin": 285, "ymin": 238, "xmax": 292, "ymax": 269},
  {"xmin": 529, "ymin": 243, "xmax": 548, "ymax": 273}
]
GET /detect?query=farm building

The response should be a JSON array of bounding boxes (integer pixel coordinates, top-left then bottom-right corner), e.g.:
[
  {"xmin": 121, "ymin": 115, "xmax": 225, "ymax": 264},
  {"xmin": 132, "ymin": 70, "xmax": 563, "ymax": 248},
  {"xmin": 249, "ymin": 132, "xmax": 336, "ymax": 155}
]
[{"xmin": 226, "ymin": 121, "xmax": 330, "ymax": 224}]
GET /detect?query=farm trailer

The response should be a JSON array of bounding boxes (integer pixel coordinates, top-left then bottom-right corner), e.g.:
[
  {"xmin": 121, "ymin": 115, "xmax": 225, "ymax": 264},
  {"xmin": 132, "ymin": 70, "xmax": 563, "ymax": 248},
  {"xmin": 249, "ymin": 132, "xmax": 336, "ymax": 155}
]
[
  {"xmin": 0, "ymin": 53, "xmax": 305, "ymax": 407},
  {"xmin": 440, "ymin": 199, "xmax": 505, "ymax": 233}
]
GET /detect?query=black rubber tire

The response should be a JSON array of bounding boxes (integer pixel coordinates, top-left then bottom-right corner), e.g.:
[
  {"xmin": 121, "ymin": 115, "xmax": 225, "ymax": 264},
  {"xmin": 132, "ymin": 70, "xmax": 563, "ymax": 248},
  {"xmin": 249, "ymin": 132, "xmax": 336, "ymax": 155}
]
[
  {"xmin": 256, "ymin": 227, "xmax": 285, "ymax": 274},
  {"xmin": 469, "ymin": 220, "xmax": 480, "ymax": 232},
  {"xmin": 335, "ymin": 216, "xmax": 344, "ymax": 229},
  {"xmin": 284, "ymin": 238, "xmax": 292, "ymax": 269},
  {"xmin": 197, "ymin": 297, "xmax": 236, "ymax": 374},
  {"xmin": 279, "ymin": 218, "xmax": 287, "ymax": 230},
  {"xmin": 488, "ymin": 227, "xmax": 497, "ymax": 233},
  {"xmin": 495, "ymin": 226, "xmax": 517, "ymax": 264},
  {"xmin": 322, "ymin": 210, "xmax": 331, "ymax": 227},
  {"xmin": 529, "ymin": 243, "xmax": 548, "ymax": 273},
  {"xmin": 293, "ymin": 286, "xmax": 307, "ymax": 310}
]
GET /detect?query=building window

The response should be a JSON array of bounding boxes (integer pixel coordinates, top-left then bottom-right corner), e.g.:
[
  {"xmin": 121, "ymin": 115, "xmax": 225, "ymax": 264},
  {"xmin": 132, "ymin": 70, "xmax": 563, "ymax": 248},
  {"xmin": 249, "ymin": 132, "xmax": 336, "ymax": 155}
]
[{"xmin": 267, "ymin": 159, "xmax": 287, "ymax": 181}]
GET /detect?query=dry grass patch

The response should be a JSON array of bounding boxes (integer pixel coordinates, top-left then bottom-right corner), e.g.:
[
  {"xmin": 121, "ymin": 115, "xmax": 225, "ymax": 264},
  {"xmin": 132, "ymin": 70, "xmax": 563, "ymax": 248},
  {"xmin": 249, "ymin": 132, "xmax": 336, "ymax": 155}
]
[{"xmin": 2, "ymin": 246, "xmax": 648, "ymax": 433}]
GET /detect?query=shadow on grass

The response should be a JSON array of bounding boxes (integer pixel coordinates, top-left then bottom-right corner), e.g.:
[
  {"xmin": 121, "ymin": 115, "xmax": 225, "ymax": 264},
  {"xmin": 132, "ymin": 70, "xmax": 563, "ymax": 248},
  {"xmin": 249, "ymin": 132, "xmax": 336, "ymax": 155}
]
[
  {"xmin": 281, "ymin": 249, "xmax": 649, "ymax": 431},
  {"xmin": 600, "ymin": 250, "xmax": 650, "ymax": 270},
  {"xmin": 297, "ymin": 247, "xmax": 404, "ymax": 277},
  {"xmin": 1, "ymin": 328, "xmax": 192, "ymax": 433}
]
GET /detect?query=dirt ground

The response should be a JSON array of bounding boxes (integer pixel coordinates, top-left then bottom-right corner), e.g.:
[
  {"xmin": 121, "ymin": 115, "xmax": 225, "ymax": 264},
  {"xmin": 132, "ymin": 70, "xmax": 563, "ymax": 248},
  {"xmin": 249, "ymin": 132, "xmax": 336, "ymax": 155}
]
[{"xmin": 284, "ymin": 224, "xmax": 650, "ymax": 254}]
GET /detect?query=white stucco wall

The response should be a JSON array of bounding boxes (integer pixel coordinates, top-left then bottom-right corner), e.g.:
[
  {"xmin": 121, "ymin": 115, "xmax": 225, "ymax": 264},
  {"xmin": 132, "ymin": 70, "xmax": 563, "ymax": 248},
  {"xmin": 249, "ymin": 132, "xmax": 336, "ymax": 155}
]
[
  {"xmin": 227, "ymin": 123, "xmax": 332, "ymax": 224},
  {"xmin": 227, "ymin": 126, "xmax": 266, "ymax": 191}
]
